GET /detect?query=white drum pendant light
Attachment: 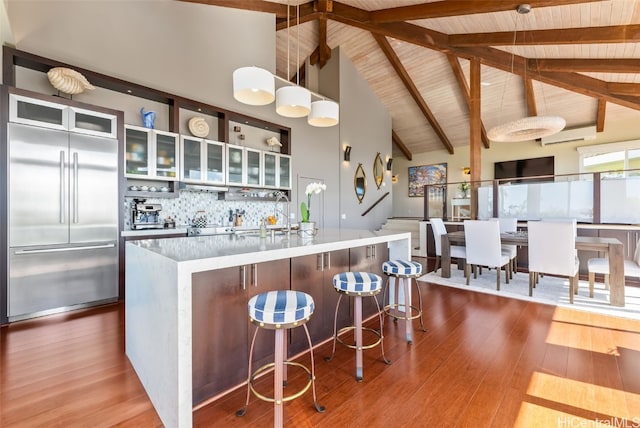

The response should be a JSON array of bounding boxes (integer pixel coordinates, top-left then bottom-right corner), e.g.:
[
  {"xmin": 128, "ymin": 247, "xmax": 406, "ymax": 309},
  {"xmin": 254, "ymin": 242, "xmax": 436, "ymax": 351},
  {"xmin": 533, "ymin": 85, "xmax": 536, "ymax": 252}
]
[
  {"xmin": 233, "ymin": 66, "xmax": 275, "ymax": 106},
  {"xmin": 308, "ymin": 100, "xmax": 339, "ymax": 127},
  {"xmin": 487, "ymin": 115, "xmax": 566, "ymax": 142},
  {"xmin": 276, "ymin": 86, "xmax": 311, "ymax": 118}
]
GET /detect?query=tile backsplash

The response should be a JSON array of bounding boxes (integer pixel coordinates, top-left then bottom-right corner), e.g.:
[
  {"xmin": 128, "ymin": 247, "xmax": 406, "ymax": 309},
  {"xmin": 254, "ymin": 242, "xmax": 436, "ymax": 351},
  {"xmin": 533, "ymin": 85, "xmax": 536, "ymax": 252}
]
[{"xmin": 124, "ymin": 191, "xmax": 294, "ymax": 229}]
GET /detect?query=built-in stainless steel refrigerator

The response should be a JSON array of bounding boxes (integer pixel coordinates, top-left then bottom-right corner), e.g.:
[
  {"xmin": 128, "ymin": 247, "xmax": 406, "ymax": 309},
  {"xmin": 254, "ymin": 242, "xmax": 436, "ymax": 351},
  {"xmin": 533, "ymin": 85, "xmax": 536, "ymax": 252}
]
[{"xmin": 7, "ymin": 93, "xmax": 119, "ymax": 321}]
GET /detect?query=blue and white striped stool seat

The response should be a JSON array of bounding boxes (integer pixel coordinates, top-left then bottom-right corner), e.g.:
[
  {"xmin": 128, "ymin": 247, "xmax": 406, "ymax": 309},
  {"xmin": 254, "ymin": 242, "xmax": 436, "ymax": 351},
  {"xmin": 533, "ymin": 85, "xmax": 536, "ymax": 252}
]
[
  {"xmin": 382, "ymin": 260, "xmax": 422, "ymax": 276},
  {"xmin": 248, "ymin": 290, "xmax": 314, "ymax": 327},
  {"xmin": 333, "ymin": 272, "xmax": 382, "ymax": 294}
]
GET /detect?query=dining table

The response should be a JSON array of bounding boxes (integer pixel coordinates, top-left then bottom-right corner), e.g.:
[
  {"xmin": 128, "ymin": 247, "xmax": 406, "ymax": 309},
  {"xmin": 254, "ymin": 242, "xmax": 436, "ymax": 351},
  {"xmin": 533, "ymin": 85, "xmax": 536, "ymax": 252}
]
[{"xmin": 440, "ymin": 230, "xmax": 626, "ymax": 307}]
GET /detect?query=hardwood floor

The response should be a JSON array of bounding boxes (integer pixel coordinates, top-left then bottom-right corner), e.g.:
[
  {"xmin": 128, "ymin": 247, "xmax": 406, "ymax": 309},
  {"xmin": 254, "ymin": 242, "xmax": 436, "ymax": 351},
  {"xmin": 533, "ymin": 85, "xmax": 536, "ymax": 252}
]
[{"xmin": 2, "ymin": 281, "xmax": 639, "ymax": 427}]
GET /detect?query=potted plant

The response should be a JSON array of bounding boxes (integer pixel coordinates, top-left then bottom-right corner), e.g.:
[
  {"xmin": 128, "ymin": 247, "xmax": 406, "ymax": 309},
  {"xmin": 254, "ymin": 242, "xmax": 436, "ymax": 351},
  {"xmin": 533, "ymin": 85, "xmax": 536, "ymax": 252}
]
[
  {"xmin": 458, "ymin": 181, "xmax": 470, "ymax": 198},
  {"xmin": 300, "ymin": 182, "xmax": 326, "ymax": 233}
]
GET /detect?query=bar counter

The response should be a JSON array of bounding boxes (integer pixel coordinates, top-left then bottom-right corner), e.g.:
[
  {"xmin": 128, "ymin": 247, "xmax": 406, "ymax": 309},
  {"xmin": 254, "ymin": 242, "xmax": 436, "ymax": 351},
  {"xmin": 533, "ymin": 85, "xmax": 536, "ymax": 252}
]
[{"xmin": 125, "ymin": 229, "xmax": 411, "ymax": 428}]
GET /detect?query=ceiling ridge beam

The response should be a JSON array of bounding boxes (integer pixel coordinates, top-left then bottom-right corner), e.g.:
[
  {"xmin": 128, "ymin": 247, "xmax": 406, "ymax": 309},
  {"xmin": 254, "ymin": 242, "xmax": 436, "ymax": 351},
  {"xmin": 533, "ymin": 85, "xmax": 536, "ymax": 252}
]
[
  {"xmin": 446, "ymin": 54, "xmax": 489, "ymax": 148},
  {"xmin": 373, "ymin": 33, "xmax": 454, "ymax": 154},
  {"xmin": 367, "ymin": 0, "xmax": 605, "ymax": 23},
  {"xmin": 449, "ymin": 24, "xmax": 640, "ymax": 47},
  {"xmin": 178, "ymin": 0, "xmax": 289, "ymax": 17}
]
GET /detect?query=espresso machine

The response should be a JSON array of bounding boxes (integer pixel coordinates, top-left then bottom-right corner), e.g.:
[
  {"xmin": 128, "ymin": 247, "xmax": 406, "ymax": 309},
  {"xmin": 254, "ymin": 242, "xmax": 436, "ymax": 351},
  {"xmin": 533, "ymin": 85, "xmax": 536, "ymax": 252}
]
[{"xmin": 131, "ymin": 199, "xmax": 164, "ymax": 230}]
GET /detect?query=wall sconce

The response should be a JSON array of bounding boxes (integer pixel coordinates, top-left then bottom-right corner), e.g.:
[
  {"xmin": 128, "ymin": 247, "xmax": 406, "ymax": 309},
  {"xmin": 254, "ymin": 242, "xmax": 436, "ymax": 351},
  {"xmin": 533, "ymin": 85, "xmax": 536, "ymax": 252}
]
[
  {"xmin": 392, "ymin": 175, "xmax": 398, "ymax": 183},
  {"xmin": 386, "ymin": 158, "xmax": 393, "ymax": 171},
  {"xmin": 344, "ymin": 145, "xmax": 352, "ymax": 162},
  {"xmin": 463, "ymin": 167, "xmax": 471, "ymax": 175}
]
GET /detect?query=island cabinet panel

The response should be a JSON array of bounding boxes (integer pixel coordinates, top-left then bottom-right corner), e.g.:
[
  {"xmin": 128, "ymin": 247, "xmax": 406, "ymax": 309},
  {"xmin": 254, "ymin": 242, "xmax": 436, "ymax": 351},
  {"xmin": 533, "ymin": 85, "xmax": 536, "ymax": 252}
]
[
  {"xmin": 349, "ymin": 243, "xmax": 389, "ymax": 320},
  {"xmin": 190, "ymin": 258, "xmax": 290, "ymax": 405},
  {"xmin": 289, "ymin": 249, "xmax": 350, "ymax": 356}
]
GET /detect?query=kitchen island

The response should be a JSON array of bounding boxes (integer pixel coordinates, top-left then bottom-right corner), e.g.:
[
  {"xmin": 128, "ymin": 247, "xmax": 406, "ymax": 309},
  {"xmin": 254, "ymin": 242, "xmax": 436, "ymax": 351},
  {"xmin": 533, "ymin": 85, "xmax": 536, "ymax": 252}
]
[{"xmin": 125, "ymin": 229, "xmax": 411, "ymax": 428}]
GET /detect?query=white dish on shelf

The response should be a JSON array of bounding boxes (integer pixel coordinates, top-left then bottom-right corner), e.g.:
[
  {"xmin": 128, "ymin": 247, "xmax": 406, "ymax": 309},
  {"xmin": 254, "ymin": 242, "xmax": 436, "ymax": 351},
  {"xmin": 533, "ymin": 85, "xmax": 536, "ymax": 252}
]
[
  {"xmin": 129, "ymin": 185, "xmax": 139, "ymax": 191},
  {"xmin": 160, "ymin": 187, "xmax": 169, "ymax": 192},
  {"xmin": 140, "ymin": 186, "xmax": 149, "ymax": 191},
  {"xmin": 149, "ymin": 186, "xmax": 158, "ymax": 192}
]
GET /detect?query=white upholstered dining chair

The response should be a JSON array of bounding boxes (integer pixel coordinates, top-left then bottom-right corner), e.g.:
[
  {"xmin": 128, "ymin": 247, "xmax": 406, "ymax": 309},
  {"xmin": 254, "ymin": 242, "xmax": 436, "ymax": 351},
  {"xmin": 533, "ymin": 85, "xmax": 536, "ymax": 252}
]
[
  {"xmin": 493, "ymin": 217, "xmax": 518, "ymax": 275},
  {"xmin": 463, "ymin": 220, "xmax": 511, "ymax": 290},
  {"xmin": 429, "ymin": 218, "xmax": 466, "ymax": 273},
  {"xmin": 527, "ymin": 219, "xmax": 579, "ymax": 304},
  {"xmin": 587, "ymin": 237, "xmax": 640, "ymax": 298}
]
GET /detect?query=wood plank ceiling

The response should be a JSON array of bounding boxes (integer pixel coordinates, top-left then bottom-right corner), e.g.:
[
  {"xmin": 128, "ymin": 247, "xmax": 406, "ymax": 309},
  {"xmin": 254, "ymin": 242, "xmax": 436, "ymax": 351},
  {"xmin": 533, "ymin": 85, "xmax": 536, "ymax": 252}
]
[{"xmin": 178, "ymin": 0, "xmax": 640, "ymax": 159}]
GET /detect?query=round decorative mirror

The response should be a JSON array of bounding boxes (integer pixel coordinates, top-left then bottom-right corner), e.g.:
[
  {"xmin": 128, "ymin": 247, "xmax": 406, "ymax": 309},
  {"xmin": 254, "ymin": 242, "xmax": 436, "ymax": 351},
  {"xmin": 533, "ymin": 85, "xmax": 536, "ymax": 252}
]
[
  {"xmin": 373, "ymin": 152, "xmax": 384, "ymax": 189},
  {"xmin": 354, "ymin": 163, "xmax": 366, "ymax": 204}
]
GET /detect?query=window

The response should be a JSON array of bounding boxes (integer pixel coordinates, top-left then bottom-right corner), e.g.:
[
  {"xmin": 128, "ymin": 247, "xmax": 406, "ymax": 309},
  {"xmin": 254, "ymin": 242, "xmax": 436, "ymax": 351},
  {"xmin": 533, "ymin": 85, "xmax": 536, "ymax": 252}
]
[{"xmin": 578, "ymin": 140, "xmax": 640, "ymax": 178}]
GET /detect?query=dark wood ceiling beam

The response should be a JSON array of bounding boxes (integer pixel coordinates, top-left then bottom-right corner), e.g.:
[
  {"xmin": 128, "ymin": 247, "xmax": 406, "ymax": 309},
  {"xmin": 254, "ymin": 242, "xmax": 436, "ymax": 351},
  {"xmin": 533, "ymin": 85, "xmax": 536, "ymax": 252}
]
[
  {"xmin": 525, "ymin": 77, "xmax": 537, "ymax": 116},
  {"xmin": 596, "ymin": 99, "xmax": 606, "ymax": 132},
  {"xmin": 456, "ymin": 45, "xmax": 640, "ymax": 111},
  {"xmin": 449, "ymin": 24, "xmax": 640, "ymax": 47},
  {"xmin": 374, "ymin": 33, "xmax": 454, "ymax": 154},
  {"xmin": 178, "ymin": 0, "xmax": 287, "ymax": 15},
  {"xmin": 530, "ymin": 58, "xmax": 640, "ymax": 73},
  {"xmin": 607, "ymin": 82, "xmax": 640, "ymax": 96},
  {"xmin": 446, "ymin": 54, "xmax": 489, "ymax": 148},
  {"xmin": 368, "ymin": 0, "xmax": 605, "ymax": 23},
  {"xmin": 392, "ymin": 129, "xmax": 412, "ymax": 161},
  {"xmin": 318, "ymin": 15, "xmax": 330, "ymax": 67}
]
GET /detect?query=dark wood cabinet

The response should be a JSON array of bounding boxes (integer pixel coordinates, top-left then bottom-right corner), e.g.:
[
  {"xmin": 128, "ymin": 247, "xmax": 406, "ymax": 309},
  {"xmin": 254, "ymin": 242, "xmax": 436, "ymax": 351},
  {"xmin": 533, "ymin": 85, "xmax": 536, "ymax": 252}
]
[
  {"xmin": 289, "ymin": 249, "xmax": 350, "ymax": 356},
  {"xmin": 190, "ymin": 258, "xmax": 290, "ymax": 405}
]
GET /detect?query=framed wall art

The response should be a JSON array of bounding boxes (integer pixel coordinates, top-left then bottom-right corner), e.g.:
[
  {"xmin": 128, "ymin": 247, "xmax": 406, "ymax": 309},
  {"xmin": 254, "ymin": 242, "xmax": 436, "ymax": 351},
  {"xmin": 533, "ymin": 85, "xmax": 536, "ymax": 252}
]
[{"xmin": 408, "ymin": 162, "xmax": 447, "ymax": 197}]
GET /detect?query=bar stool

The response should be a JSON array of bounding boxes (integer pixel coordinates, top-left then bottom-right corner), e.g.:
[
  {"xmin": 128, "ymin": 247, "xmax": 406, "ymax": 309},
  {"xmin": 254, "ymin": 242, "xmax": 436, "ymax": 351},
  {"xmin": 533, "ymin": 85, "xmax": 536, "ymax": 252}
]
[
  {"xmin": 325, "ymin": 272, "xmax": 390, "ymax": 382},
  {"xmin": 382, "ymin": 259, "xmax": 426, "ymax": 344},
  {"xmin": 236, "ymin": 290, "xmax": 325, "ymax": 426}
]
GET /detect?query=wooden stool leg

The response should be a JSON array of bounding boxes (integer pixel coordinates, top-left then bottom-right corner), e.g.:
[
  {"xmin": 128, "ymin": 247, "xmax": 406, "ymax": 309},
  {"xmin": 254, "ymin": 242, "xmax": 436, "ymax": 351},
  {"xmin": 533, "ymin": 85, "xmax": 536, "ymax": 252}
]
[
  {"xmin": 354, "ymin": 295, "xmax": 363, "ymax": 382},
  {"xmin": 274, "ymin": 329, "xmax": 284, "ymax": 428}
]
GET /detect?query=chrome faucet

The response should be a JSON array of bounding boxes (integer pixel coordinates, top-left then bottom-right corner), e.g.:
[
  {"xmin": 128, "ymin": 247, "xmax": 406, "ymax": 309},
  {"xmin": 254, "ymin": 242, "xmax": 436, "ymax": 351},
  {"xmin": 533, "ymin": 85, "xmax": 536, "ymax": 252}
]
[{"xmin": 274, "ymin": 192, "xmax": 291, "ymax": 235}]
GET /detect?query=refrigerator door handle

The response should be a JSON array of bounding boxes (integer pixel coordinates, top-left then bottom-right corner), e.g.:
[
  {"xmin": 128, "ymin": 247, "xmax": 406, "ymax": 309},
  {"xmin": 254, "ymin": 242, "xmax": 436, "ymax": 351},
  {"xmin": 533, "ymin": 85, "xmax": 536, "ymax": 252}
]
[
  {"xmin": 73, "ymin": 151, "xmax": 79, "ymax": 223},
  {"xmin": 59, "ymin": 150, "xmax": 65, "ymax": 224},
  {"xmin": 14, "ymin": 243, "xmax": 116, "ymax": 255}
]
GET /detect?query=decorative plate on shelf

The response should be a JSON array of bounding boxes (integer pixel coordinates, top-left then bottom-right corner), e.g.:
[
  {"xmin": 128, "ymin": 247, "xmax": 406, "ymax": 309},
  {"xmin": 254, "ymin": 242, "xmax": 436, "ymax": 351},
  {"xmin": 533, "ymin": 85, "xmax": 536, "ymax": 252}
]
[{"xmin": 188, "ymin": 117, "xmax": 209, "ymax": 138}]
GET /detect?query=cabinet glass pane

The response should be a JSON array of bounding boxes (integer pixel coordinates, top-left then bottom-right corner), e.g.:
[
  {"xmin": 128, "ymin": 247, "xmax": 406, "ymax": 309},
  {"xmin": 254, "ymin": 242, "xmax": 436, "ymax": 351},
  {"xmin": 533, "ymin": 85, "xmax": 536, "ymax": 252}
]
[
  {"xmin": 264, "ymin": 153, "xmax": 276, "ymax": 187},
  {"xmin": 228, "ymin": 146, "xmax": 243, "ymax": 184},
  {"xmin": 156, "ymin": 134, "xmax": 177, "ymax": 178},
  {"xmin": 183, "ymin": 138, "xmax": 202, "ymax": 180},
  {"xmin": 206, "ymin": 143, "xmax": 224, "ymax": 182},
  {"xmin": 17, "ymin": 100, "xmax": 64, "ymax": 126},
  {"xmin": 126, "ymin": 128, "xmax": 149, "ymax": 175},
  {"xmin": 246, "ymin": 150, "xmax": 261, "ymax": 185},
  {"xmin": 74, "ymin": 112, "xmax": 114, "ymax": 134},
  {"xmin": 279, "ymin": 156, "xmax": 291, "ymax": 189}
]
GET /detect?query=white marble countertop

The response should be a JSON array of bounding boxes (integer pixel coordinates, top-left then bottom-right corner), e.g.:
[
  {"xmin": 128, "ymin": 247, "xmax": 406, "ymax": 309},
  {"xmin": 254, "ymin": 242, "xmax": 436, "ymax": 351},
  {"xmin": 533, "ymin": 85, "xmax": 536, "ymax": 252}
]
[{"xmin": 126, "ymin": 228, "xmax": 412, "ymax": 273}]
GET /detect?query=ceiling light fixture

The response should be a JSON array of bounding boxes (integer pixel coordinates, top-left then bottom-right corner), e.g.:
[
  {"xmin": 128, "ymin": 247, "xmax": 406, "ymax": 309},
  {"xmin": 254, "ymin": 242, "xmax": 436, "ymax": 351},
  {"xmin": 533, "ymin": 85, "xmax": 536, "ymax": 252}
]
[
  {"xmin": 276, "ymin": 1, "xmax": 311, "ymax": 118},
  {"xmin": 487, "ymin": 4, "xmax": 565, "ymax": 142},
  {"xmin": 231, "ymin": 2, "xmax": 338, "ymax": 127}
]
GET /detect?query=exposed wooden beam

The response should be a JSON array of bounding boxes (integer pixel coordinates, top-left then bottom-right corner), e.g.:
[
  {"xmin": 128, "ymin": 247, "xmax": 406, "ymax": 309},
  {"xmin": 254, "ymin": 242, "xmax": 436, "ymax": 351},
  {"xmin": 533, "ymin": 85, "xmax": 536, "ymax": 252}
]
[
  {"xmin": 368, "ymin": 0, "xmax": 605, "ymax": 23},
  {"xmin": 596, "ymin": 99, "xmax": 606, "ymax": 132},
  {"xmin": 446, "ymin": 54, "xmax": 489, "ymax": 148},
  {"xmin": 449, "ymin": 24, "xmax": 640, "ymax": 47},
  {"xmin": 373, "ymin": 33, "xmax": 454, "ymax": 154},
  {"xmin": 318, "ymin": 15, "xmax": 331, "ymax": 68},
  {"xmin": 178, "ymin": 0, "xmax": 287, "ymax": 16},
  {"xmin": 525, "ymin": 77, "xmax": 537, "ymax": 117},
  {"xmin": 392, "ymin": 129, "xmax": 412, "ymax": 161},
  {"xmin": 607, "ymin": 82, "xmax": 640, "ymax": 96},
  {"xmin": 530, "ymin": 58, "xmax": 640, "ymax": 73},
  {"xmin": 469, "ymin": 58, "xmax": 481, "ymax": 219}
]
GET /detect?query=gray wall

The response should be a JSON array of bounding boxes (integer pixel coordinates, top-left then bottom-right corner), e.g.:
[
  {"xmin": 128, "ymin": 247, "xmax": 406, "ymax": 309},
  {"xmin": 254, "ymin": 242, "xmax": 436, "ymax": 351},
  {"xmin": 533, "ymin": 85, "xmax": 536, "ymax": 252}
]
[{"xmin": 6, "ymin": 0, "xmax": 392, "ymax": 229}]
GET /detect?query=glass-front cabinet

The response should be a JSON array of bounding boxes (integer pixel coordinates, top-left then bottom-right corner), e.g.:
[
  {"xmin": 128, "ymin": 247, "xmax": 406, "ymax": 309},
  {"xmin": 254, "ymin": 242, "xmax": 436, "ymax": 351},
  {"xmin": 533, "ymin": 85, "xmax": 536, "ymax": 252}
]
[
  {"xmin": 263, "ymin": 152, "xmax": 292, "ymax": 190},
  {"xmin": 180, "ymin": 136, "xmax": 225, "ymax": 185},
  {"xmin": 125, "ymin": 125, "xmax": 178, "ymax": 180},
  {"xmin": 226, "ymin": 144, "xmax": 262, "ymax": 187}
]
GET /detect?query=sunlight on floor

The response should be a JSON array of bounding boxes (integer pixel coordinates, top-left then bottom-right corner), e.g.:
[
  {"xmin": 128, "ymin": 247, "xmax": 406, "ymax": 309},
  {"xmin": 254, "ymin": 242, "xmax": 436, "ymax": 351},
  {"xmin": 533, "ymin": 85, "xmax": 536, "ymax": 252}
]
[{"xmin": 523, "ymin": 371, "xmax": 640, "ymax": 423}]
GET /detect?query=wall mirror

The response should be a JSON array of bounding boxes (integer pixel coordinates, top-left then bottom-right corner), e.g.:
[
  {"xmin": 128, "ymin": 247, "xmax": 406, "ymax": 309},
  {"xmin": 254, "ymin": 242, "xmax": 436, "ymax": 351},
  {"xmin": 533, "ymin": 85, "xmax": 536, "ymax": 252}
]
[
  {"xmin": 373, "ymin": 152, "xmax": 384, "ymax": 189},
  {"xmin": 354, "ymin": 163, "xmax": 366, "ymax": 204}
]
